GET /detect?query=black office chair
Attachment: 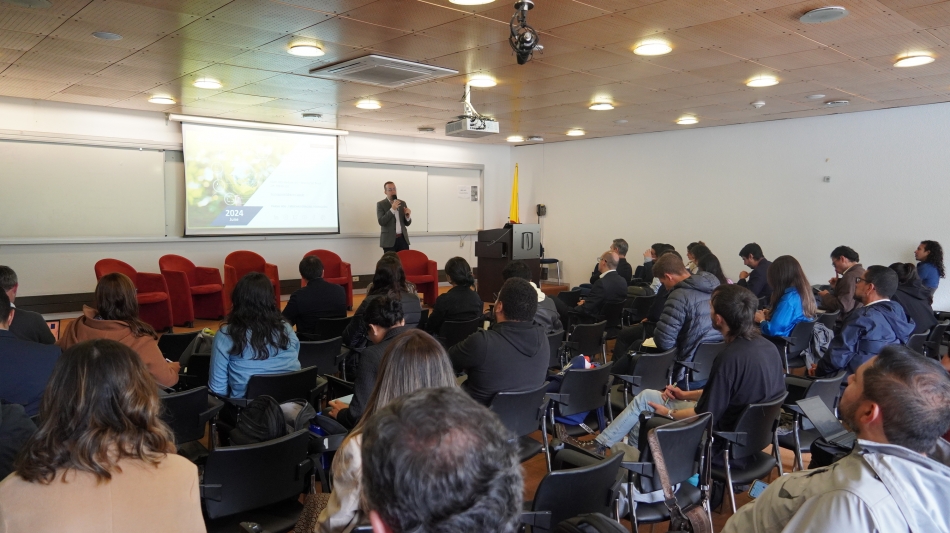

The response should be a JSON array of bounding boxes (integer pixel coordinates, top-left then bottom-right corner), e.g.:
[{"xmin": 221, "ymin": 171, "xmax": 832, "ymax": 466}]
[
  {"xmin": 622, "ymin": 295, "xmax": 656, "ymax": 326},
  {"xmin": 908, "ymin": 332, "xmax": 928, "ymax": 356},
  {"xmin": 244, "ymin": 366, "xmax": 322, "ymax": 406},
  {"xmin": 202, "ymin": 429, "xmax": 313, "ymax": 532},
  {"xmin": 601, "ymin": 301, "xmax": 624, "ymax": 340},
  {"xmin": 778, "ymin": 371, "xmax": 846, "ymax": 471},
  {"xmin": 610, "ymin": 347, "xmax": 677, "ymax": 414},
  {"xmin": 311, "ymin": 316, "xmax": 353, "ymax": 341},
  {"xmin": 325, "ymin": 375, "xmax": 355, "ymax": 401},
  {"xmin": 547, "ymin": 362, "xmax": 615, "ymax": 437},
  {"xmin": 160, "ymin": 386, "xmax": 224, "ymax": 461},
  {"xmin": 179, "ymin": 353, "xmax": 211, "ymax": 391},
  {"xmin": 765, "ymin": 320, "xmax": 816, "ymax": 371},
  {"xmin": 676, "ymin": 342, "xmax": 726, "ymax": 390},
  {"xmin": 563, "ymin": 320, "xmax": 607, "ymax": 364},
  {"xmin": 924, "ymin": 319, "xmax": 949, "ymax": 359},
  {"xmin": 298, "ymin": 337, "xmax": 344, "ymax": 376},
  {"xmin": 557, "ymin": 290, "xmax": 582, "ymax": 308},
  {"xmin": 438, "ymin": 317, "xmax": 483, "ymax": 349},
  {"xmin": 711, "ymin": 393, "xmax": 787, "ymax": 514},
  {"xmin": 547, "ymin": 330, "xmax": 566, "ymax": 368},
  {"xmin": 158, "ymin": 330, "xmax": 200, "ymax": 362},
  {"xmin": 520, "ymin": 453, "xmax": 624, "ymax": 533},
  {"xmin": 817, "ymin": 310, "xmax": 839, "ymax": 330},
  {"xmin": 489, "ymin": 383, "xmax": 552, "ymax": 471}
]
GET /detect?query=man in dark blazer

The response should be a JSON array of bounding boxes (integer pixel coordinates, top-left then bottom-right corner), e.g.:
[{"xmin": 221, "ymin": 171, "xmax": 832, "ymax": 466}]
[
  {"xmin": 0, "ymin": 290, "xmax": 60, "ymax": 417},
  {"xmin": 736, "ymin": 242, "xmax": 773, "ymax": 301},
  {"xmin": 377, "ymin": 181, "xmax": 412, "ymax": 252},
  {"xmin": 282, "ymin": 255, "xmax": 347, "ymax": 335},
  {"xmin": 0, "ymin": 266, "xmax": 55, "ymax": 345},
  {"xmin": 575, "ymin": 250, "xmax": 628, "ymax": 320}
]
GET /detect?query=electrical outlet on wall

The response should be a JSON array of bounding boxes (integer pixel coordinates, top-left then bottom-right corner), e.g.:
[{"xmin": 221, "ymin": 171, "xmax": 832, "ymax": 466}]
[{"xmin": 352, "ymin": 276, "xmax": 359, "ymax": 282}]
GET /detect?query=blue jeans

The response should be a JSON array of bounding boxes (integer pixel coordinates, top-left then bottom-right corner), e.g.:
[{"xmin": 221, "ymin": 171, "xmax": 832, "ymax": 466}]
[{"xmin": 595, "ymin": 389, "xmax": 695, "ymax": 446}]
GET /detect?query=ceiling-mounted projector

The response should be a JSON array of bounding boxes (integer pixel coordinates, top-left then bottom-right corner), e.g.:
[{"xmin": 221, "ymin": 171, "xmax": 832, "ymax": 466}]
[{"xmin": 446, "ymin": 82, "xmax": 499, "ymax": 138}]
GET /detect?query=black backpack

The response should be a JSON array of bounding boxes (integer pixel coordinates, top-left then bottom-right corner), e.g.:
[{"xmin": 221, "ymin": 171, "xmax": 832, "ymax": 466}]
[
  {"xmin": 553, "ymin": 514, "xmax": 628, "ymax": 533},
  {"xmin": 229, "ymin": 395, "xmax": 287, "ymax": 445}
]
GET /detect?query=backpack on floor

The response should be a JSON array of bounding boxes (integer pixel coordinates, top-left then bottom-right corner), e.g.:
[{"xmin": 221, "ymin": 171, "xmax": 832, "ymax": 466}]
[
  {"xmin": 553, "ymin": 514, "xmax": 628, "ymax": 533},
  {"xmin": 229, "ymin": 395, "xmax": 287, "ymax": 445},
  {"xmin": 281, "ymin": 399, "xmax": 317, "ymax": 432}
]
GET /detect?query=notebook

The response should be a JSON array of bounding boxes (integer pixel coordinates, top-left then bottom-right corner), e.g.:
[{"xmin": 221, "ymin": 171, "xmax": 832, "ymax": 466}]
[{"xmin": 796, "ymin": 396, "xmax": 856, "ymax": 450}]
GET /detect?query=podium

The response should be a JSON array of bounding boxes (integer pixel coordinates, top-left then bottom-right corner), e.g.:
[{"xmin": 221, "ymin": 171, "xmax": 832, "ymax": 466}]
[{"xmin": 475, "ymin": 224, "xmax": 541, "ymax": 303}]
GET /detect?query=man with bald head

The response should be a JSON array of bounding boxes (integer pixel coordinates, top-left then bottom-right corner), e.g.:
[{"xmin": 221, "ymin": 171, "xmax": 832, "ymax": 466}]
[{"xmin": 574, "ymin": 250, "xmax": 627, "ymax": 322}]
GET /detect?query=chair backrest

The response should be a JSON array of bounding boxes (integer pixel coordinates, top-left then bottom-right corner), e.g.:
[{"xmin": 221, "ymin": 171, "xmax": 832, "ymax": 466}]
[
  {"xmin": 225, "ymin": 250, "xmax": 266, "ymax": 279},
  {"xmin": 245, "ymin": 366, "xmax": 319, "ymax": 404},
  {"xmin": 159, "ymin": 254, "xmax": 198, "ymax": 285},
  {"xmin": 439, "ymin": 317, "xmax": 483, "ymax": 348},
  {"xmin": 202, "ymin": 429, "xmax": 311, "ymax": 520},
  {"xmin": 928, "ymin": 319, "xmax": 949, "ymax": 344},
  {"xmin": 304, "ymin": 249, "xmax": 343, "ymax": 278},
  {"xmin": 908, "ymin": 332, "xmax": 928, "ymax": 355},
  {"xmin": 396, "ymin": 250, "xmax": 430, "ymax": 275},
  {"xmin": 803, "ymin": 370, "xmax": 846, "ymax": 411},
  {"xmin": 787, "ymin": 320, "xmax": 816, "ymax": 357},
  {"xmin": 94, "ymin": 258, "xmax": 137, "ymax": 280},
  {"xmin": 547, "ymin": 330, "xmax": 565, "ymax": 368},
  {"xmin": 817, "ymin": 310, "xmax": 839, "ymax": 329},
  {"xmin": 298, "ymin": 337, "xmax": 343, "ymax": 374},
  {"xmin": 160, "ymin": 386, "xmax": 210, "ymax": 445},
  {"xmin": 636, "ymin": 412, "xmax": 712, "ymax": 494},
  {"xmin": 313, "ymin": 316, "xmax": 353, "ymax": 340},
  {"xmin": 558, "ymin": 362, "xmax": 613, "ymax": 417},
  {"xmin": 688, "ymin": 342, "xmax": 726, "ymax": 383},
  {"xmin": 417, "ymin": 308, "xmax": 429, "ymax": 331},
  {"xmin": 628, "ymin": 347, "xmax": 677, "ymax": 391},
  {"xmin": 729, "ymin": 393, "xmax": 787, "ymax": 460},
  {"xmin": 489, "ymin": 382, "xmax": 548, "ymax": 439},
  {"xmin": 601, "ymin": 302, "xmax": 624, "ymax": 331},
  {"xmin": 570, "ymin": 321, "xmax": 606, "ymax": 355},
  {"xmin": 628, "ymin": 295, "xmax": 656, "ymax": 321},
  {"xmin": 531, "ymin": 453, "xmax": 624, "ymax": 531},
  {"xmin": 180, "ymin": 353, "xmax": 211, "ymax": 389},
  {"xmin": 157, "ymin": 331, "xmax": 201, "ymax": 362},
  {"xmin": 557, "ymin": 290, "xmax": 582, "ymax": 308}
]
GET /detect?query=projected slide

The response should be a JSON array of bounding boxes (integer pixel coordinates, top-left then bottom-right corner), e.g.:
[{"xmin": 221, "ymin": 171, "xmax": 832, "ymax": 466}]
[{"xmin": 183, "ymin": 123, "xmax": 338, "ymax": 236}]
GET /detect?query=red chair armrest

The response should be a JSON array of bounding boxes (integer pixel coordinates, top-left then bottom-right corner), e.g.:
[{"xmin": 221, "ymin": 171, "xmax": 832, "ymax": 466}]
[
  {"xmin": 136, "ymin": 272, "xmax": 169, "ymax": 294},
  {"xmin": 195, "ymin": 266, "xmax": 222, "ymax": 285},
  {"xmin": 264, "ymin": 263, "xmax": 280, "ymax": 284},
  {"xmin": 340, "ymin": 261, "xmax": 352, "ymax": 279},
  {"xmin": 224, "ymin": 264, "xmax": 238, "ymax": 287},
  {"xmin": 426, "ymin": 260, "xmax": 438, "ymax": 279},
  {"xmin": 161, "ymin": 269, "xmax": 192, "ymax": 298}
]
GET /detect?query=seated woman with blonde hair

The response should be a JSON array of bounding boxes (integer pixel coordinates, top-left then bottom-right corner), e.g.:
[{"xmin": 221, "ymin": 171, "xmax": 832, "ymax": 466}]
[{"xmin": 0, "ymin": 339, "xmax": 205, "ymax": 532}]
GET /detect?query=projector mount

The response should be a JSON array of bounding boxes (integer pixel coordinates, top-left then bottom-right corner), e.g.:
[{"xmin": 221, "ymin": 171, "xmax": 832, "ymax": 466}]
[{"xmin": 458, "ymin": 83, "xmax": 490, "ymax": 131}]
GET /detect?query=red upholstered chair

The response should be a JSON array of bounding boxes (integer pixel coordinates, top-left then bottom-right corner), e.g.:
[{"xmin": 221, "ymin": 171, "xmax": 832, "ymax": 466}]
[
  {"xmin": 397, "ymin": 250, "xmax": 439, "ymax": 306},
  {"xmin": 94, "ymin": 259, "xmax": 174, "ymax": 332},
  {"xmin": 159, "ymin": 255, "xmax": 225, "ymax": 327},
  {"xmin": 302, "ymin": 250, "xmax": 354, "ymax": 310},
  {"xmin": 224, "ymin": 251, "xmax": 280, "ymax": 310}
]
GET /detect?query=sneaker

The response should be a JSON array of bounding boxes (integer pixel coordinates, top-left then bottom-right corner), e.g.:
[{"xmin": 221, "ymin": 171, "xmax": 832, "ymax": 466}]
[{"xmin": 562, "ymin": 434, "xmax": 609, "ymax": 459}]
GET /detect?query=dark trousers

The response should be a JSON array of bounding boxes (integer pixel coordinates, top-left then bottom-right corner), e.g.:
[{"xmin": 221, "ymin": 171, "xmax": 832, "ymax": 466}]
[{"xmin": 383, "ymin": 234, "xmax": 409, "ymax": 253}]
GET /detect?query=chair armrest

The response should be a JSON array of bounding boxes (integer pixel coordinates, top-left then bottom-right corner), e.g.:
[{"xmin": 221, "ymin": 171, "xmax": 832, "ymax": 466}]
[
  {"xmin": 674, "ymin": 360, "xmax": 699, "ymax": 372},
  {"xmin": 210, "ymin": 391, "xmax": 249, "ymax": 409},
  {"xmin": 340, "ymin": 261, "xmax": 352, "ymax": 280},
  {"xmin": 161, "ymin": 270, "xmax": 193, "ymax": 315},
  {"xmin": 713, "ymin": 430, "xmax": 748, "ymax": 446},
  {"xmin": 136, "ymin": 272, "xmax": 169, "ymax": 294},
  {"xmin": 264, "ymin": 262, "xmax": 279, "ymax": 282},
  {"xmin": 519, "ymin": 511, "xmax": 552, "ymax": 529},
  {"xmin": 239, "ymin": 523, "xmax": 266, "ymax": 533},
  {"xmin": 545, "ymin": 392, "xmax": 569, "ymax": 405},
  {"xmin": 224, "ymin": 264, "xmax": 238, "ymax": 287},
  {"xmin": 200, "ymin": 483, "xmax": 223, "ymax": 501},
  {"xmin": 195, "ymin": 266, "xmax": 222, "ymax": 285},
  {"xmin": 426, "ymin": 260, "xmax": 438, "ymax": 279},
  {"xmin": 616, "ymin": 375, "xmax": 642, "ymax": 387},
  {"xmin": 783, "ymin": 404, "xmax": 804, "ymax": 416},
  {"xmin": 621, "ymin": 461, "xmax": 654, "ymax": 477},
  {"xmin": 199, "ymin": 395, "xmax": 225, "ymax": 426},
  {"xmin": 310, "ymin": 432, "xmax": 346, "ymax": 453}
]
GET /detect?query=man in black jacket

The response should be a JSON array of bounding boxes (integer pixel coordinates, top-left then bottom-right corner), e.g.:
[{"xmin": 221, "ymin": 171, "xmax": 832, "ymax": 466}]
[
  {"xmin": 502, "ymin": 260, "xmax": 562, "ymax": 335},
  {"xmin": 449, "ymin": 277, "xmax": 549, "ymax": 405},
  {"xmin": 0, "ymin": 290, "xmax": 60, "ymax": 417},
  {"xmin": 575, "ymin": 250, "xmax": 627, "ymax": 321},
  {"xmin": 282, "ymin": 255, "xmax": 347, "ymax": 335},
  {"xmin": 0, "ymin": 266, "xmax": 55, "ymax": 345},
  {"xmin": 736, "ymin": 243, "xmax": 772, "ymax": 301},
  {"xmin": 581, "ymin": 239, "xmax": 633, "ymax": 294}
]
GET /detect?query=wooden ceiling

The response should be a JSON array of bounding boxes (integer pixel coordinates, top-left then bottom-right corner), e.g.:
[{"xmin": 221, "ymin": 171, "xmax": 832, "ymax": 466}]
[{"xmin": 3, "ymin": 0, "xmax": 950, "ymax": 143}]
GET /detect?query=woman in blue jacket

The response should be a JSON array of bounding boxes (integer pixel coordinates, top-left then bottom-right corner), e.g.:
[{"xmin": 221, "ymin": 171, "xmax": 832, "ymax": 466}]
[
  {"xmin": 914, "ymin": 240, "xmax": 944, "ymax": 294},
  {"xmin": 756, "ymin": 255, "xmax": 816, "ymax": 337}
]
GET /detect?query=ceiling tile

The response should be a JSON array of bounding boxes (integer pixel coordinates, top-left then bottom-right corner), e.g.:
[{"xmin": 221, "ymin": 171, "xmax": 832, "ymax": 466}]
[
  {"xmin": 618, "ymin": 0, "xmax": 745, "ymax": 32},
  {"xmin": 28, "ymin": 37, "xmax": 134, "ymax": 63},
  {"xmin": 585, "ymin": 57, "xmax": 675, "ymax": 80},
  {"xmin": 756, "ymin": 47, "xmax": 849, "ymax": 70},
  {"xmin": 59, "ymin": 83, "xmax": 140, "ymax": 99},
  {"xmin": 546, "ymin": 15, "xmax": 653, "ymax": 46},
  {"xmin": 0, "ymin": 75, "xmax": 71, "ymax": 97},
  {"xmin": 367, "ymin": 32, "xmax": 470, "ymax": 60},
  {"xmin": 0, "ymin": 30, "xmax": 45, "ymax": 51},
  {"xmin": 199, "ymin": 91, "xmax": 277, "ymax": 105},
  {"xmin": 479, "ymin": 0, "xmax": 610, "ymax": 32},
  {"xmin": 120, "ymin": 0, "xmax": 233, "ymax": 16},
  {"xmin": 175, "ymin": 18, "xmax": 285, "ymax": 48},
  {"xmin": 535, "ymin": 47, "xmax": 631, "ymax": 71},
  {"xmin": 425, "ymin": 40, "xmax": 522, "ymax": 74},
  {"xmin": 900, "ymin": 1, "xmax": 950, "ymax": 28},
  {"xmin": 221, "ymin": 50, "xmax": 319, "ymax": 71},
  {"xmin": 305, "ymin": 16, "xmax": 410, "ymax": 47},
  {"xmin": 418, "ymin": 16, "xmax": 507, "ymax": 50},
  {"xmin": 341, "ymin": 0, "xmax": 465, "ymax": 31},
  {"xmin": 0, "ymin": 7, "xmax": 68, "ymax": 35},
  {"xmin": 141, "ymin": 35, "xmax": 246, "ymax": 62},
  {"xmin": 210, "ymin": 0, "xmax": 333, "ymax": 32}
]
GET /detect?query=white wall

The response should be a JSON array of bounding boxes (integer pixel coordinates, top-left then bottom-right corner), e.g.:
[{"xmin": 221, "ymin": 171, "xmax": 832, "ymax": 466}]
[
  {"xmin": 517, "ymin": 102, "xmax": 950, "ymax": 310},
  {"xmin": 0, "ymin": 96, "xmax": 512, "ymax": 297}
]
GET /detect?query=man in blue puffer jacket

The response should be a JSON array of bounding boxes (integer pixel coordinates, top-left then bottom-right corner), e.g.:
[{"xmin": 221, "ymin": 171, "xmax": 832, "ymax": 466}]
[
  {"xmin": 651, "ymin": 253, "xmax": 723, "ymax": 365},
  {"xmin": 815, "ymin": 265, "xmax": 915, "ymax": 379}
]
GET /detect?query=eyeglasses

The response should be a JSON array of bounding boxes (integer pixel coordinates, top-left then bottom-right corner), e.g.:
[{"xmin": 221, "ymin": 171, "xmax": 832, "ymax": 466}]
[{"xmin": 855, "ymin": 277, "xmax": 867, "ymax": 284}]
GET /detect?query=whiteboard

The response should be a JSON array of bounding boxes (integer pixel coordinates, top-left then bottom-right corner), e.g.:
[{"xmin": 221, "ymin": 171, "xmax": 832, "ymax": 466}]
[
  {"xmin": 338, "ymin": 162, "xmax": 428, "ymax": 235},
  {"xmin": 0, "ymin": 140, "xmax": 165, "ymax": 239},
  {"xmin": 427, "ymin": 167, "xmax": 482, "ymax": 232}
]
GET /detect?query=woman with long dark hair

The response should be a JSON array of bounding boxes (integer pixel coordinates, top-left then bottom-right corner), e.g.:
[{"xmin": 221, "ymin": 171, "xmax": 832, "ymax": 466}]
[
  {"xmin": 342, "ymin": 254, "xmax": 422, "ymax": 349},
  {"xmin": 915, "ymin": 240, "xmax": 944, "ymax": 292},
  {"xmin": 697, "ymin": 253, "xmax": 733, "ymax": 285},
  {"xmin": 426, "ymin": 256, "xmax": 482, "ymax": 334},
  {"xmin": 57, "ymin": 272, "xmax": 179, "ymax": 387},
  {"xmin": 890, "ymin": 262, "xmax": 937, "ymax": 334},
  {"xmin": 0, "ymin": 339, "xmax": 204, "ymax": 532},
  {"xmin": 756, "ymin": 255, "xmax": 816, "ymax": 337},
  {"xmin": 209, "ymin": 272, "xmax": 300, "ymax": 398}
]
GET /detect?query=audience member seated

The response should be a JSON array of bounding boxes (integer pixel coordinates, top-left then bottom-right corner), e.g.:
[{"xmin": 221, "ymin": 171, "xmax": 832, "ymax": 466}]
[
  {"xmin": 818, "ymin": 245, "xmax": 865, "ymax": 319},
  {"xmin": 736, "ymin": 242, "xmax": 772, "ymax": 300},
  {"xmin": 640, "ymin": 243, "xmax": 675, "ymax": 292},
  {"xmin": 0, "ymin": 266, "xmax": 55, "ymax": 345},
  {"xmin": 815, "ymin": 266, "xmax": 914, "ymax": 379},
  {"xmin": 317, "ymin": 330, "xmax": 457, "ymax": 533},
  {"xmin": 343, "ymin": 255, "xmax": 422, "ymax": 350},
  {"xmin": 58, "ymin": 273, "xmax": 179, "ymax": 388},
  {"xmin": 651, "ymin": 253, "xmax": 723, "ymax": 365},
  {"xmin": 889, "ymin": 262, "xmax": 937, "ymax": 335},
  {"xmin": 501, "ymin": 260, "xmax": 562, "ymax": 335},
  {"xmin": 0, "ymin": 291, "xmax": 60, "ymax": 417},
  {"xmin": 209, "ymin": 272, "xmax": 300, "ymax": 399},
  {"xmin": 567, "ymin": 284, "xmax": 785, "ymax": 459},
  {"xmin": 361, "ymin": 387, "xmax": 522, "ymax": 533},
  {"xmin": 696, "ymin": 252, "xmax": 732, "ymax": 285},
  {"xmin": 0, "ymin": 339, "xmax": 205, "ymax": 532},
  {"xmin": 0, "ymin": 403, "xmax": 35, "ymax": 480},
  {"xmin": 282, "ymin": 255, "xmax": 347, "ymax": 335},
  {"xmin": 724, "ymin": 345, "xmax": 950, "ymax": 533},
  {"xmin": 449, "ymin": 277, "xmax": 549, "ymax": 405},
  {"xmin": 685, "ymin": 241, "xmax": 706, "ymax": 274},
  {"xmin": 756, "ymin": 255, "xmax": 816, "ymax": 337},
  {"xmin": 611, "ymin": 251, "xmax": 680, "ymax": 360},
  {"xmin": 573, "ymin": 250, "xmax": 627, "ymax": 322},
  {"xmin": 580, "ymin": 239, "xmax": 633, "ymax": 295},
  {"xmin": 326, "ymin": 297, "xmax": 410, "ymax": 430},
  {"xmin": 915, "ymin": 239, "xmax": 944, "ymax": 295},
  {"xmin": 425, "ymin": 256, "xmax": 482, "ymax": 335}
]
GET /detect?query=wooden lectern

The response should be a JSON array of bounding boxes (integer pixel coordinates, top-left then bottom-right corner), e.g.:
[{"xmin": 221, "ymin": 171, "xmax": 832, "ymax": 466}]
[{"xmin": 475, "ymin": 224, "xmax": 541, "ymax": 303}]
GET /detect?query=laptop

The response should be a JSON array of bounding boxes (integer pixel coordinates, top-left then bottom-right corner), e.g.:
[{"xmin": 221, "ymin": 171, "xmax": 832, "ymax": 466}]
[{"xmin": 796, "ymin": 396, "xmax": 857, "ymax": 450}]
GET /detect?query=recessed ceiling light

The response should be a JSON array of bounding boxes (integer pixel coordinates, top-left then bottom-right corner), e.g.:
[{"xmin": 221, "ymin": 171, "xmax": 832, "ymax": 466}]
[
  {"xmin": 356, "ymin": 99, "xmax": 381, "ymax": 109},
  {"xmin": 449, "ymin": 0, "xmax": 494, "ymax": 4},
  {"xmin": 418, "ymin": 127, "xmax": 435, "ymax": 132},
  {"xmin": 825, "ymin": 100, "xmax": 849, "ymax": 107},
  {"xmin": 92, "ymin": 31, "xmax": 122, "ymax": 40},
  {"xmin": 468, "ymin": 74, "xmax": 497, "ymax": 87},
  {"xmin": 507, "ymin": 135, "xmax": 525, "ymax": 142},
  {"xmin": 746, "ymin": 75, "xmax": 779, "ymax": 87},
  {"xmin": 589, "ymin": 102, "xmax": 614, "ymax": 110},
  {"xmin": 566, "ymin": 129, "xmax": 585, "ymax": 136},
  {"xmin": 193, "ymin": 77, "xmax": 222, "ymax": 89},
  {"xmin": 894, "ymin": 54, "xmax": 935, "ymax": 67},
  {"xmin": 526, "ymin": 135, "xmax": 543, "ymax": 142},
  {"xmin": 148, "ymin": 95, "xmax": 175, "ymax": 104},
  {"xmin": 633, "ymin": 40, "xmax": 672, "ymax": 56},
  {"xmin": 288, "ymin": 44, "xmax": 324, "ymax": 57},
  {"xmin": 806, "ymin": 94, "xmax": 826, "ymax": 100},
  {"xmin": 676, "ymin": 115, "xmax": 698, "ymax": 125},
  {"xmin": 800, "ymin": 6, "xmax": 849, "ymax": 24}
]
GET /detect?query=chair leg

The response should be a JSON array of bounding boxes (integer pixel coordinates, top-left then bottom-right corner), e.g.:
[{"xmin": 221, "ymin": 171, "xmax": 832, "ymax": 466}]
[
  {"xmin": 627, "ymin": 470, "xmax": 637, "ymax": 533},
  {"xmin": 792, "ymin": 413, "xmax": 804, "ymax": 472},
  {"xmin": 540, "ymin": 407, "xmax": 552, "ymax": 473},
  {"xmin": 556, "ymin": 262, "xmax": 561, "ymax": 284},
  {"xmin": 773, "ymin": 432, "xmax": 784, "ymax": 477},
  {"xmin": 724, "ymin": 450, "xmax": 736, "ymax": 515}
]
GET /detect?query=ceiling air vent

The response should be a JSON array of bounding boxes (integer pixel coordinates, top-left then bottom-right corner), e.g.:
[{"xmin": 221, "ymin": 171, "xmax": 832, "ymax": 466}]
[{"xmin": 309, "ymin": 55, "xmax": 458, "ymax": 88}]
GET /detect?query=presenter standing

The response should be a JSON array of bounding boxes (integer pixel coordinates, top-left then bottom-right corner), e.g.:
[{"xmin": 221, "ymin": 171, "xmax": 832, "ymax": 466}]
[{"xmin": 377, "ymin": 181, "xmax": 411, "ymax": 252}]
